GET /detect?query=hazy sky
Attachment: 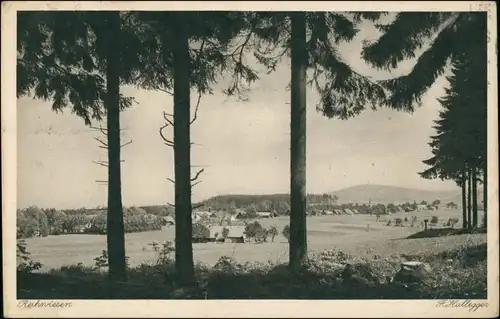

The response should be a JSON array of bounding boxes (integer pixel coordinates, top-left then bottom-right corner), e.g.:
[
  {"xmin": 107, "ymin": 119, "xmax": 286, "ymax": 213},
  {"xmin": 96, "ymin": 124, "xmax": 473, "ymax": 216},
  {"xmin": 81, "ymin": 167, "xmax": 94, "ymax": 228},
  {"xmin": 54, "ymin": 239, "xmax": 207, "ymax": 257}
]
[{"xmin": 17, "ymin": 16, "xmax": 459, "ymax": 209}]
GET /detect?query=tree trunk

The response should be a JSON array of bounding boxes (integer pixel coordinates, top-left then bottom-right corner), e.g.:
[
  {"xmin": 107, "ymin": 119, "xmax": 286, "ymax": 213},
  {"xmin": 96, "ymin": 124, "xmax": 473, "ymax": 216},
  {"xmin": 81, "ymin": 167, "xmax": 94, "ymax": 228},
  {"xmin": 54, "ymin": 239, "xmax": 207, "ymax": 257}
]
[
  {"xmin": 472, "ymin": 164, "xmax": 478, "ymax": 228},
  {"xmin": 105, "ymin": 12, "xmax": 127, "ymax": 282},
  {"xmin": 467, "ymin": 165, "xmax": 472, "ymax": 229},
  {"xmin": 173, "ymin": 14, "xmax": 194, "ymax": 285},
  {"xmin": 461, "ymin": 163, "xmax": 467, "ymax": 229},
  {"xmin": 289, "ymin": 12, "xmax": 308, "ymax": 270},
  {"xmin": 483, "ymin": 159, "xmax": 487, "ymax": 228}
]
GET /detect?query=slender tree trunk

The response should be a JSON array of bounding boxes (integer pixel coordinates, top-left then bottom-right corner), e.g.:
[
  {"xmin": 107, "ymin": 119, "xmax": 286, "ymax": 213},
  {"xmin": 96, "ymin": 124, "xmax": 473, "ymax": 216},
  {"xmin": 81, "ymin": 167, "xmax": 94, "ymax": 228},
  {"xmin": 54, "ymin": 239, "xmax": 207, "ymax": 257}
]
[
  {"xmin": 289, "ymin": 12, "xmax": 308, "ymax": 270},
  {"xmin": 467, "ymin": 165, "xmax": 472, "ymax": 229},
  {"xmin": 105, "ymin": 12, "xmax": 127, "ymax": 282},
  {"xmin": 173, "ymin": 14, "xmax": 194, "ymax": 285},
  {"xmin": 483, "ymin": 159, "xmax": 487, "ymax": 228},
  {"xmin": 461, "ymin": 163, "xmax": 467, "ymax": 229},
  {"xmin": 472, "ymin": 163, "xmax": 478, "ymax": 228}
]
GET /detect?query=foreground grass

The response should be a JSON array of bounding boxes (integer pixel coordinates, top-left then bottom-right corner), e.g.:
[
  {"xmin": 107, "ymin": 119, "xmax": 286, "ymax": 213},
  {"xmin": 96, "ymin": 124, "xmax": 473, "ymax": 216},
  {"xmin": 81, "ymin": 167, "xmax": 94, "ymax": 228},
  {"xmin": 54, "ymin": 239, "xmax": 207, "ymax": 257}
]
[{"xmin": 17, "ymin": 233, "xmax": 487, "ymax": 300}]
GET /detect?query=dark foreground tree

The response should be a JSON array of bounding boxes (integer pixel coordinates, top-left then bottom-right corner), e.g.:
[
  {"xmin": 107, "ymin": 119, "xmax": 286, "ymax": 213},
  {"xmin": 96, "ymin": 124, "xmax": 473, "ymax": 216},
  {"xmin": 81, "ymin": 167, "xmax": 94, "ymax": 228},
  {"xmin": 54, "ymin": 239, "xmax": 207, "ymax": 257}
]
[
  {"xmin": 289, "ymin": 12, "xmax": 308, "ymax": 268},
  {"xmin": 132, "ymin": 11, "xmax": 257, "ymax": 283},
  {"xmin": 418, "ymin": 54, "xmax": 485, "ymax": 230},
  {"xmin": 461, "ymin": 164, "xmax": 468, "ymax": 228},
  {"xmin": 363, "ymin": 12, "xmax": 487, "ymax": 230},
  {"xmin": 171, "ymin": 14, "xmax": 195, "ymax": 284},
  {"xmin": 17, "ymin": 11, "xmax": 151, "ymax": 281},
  {"xmin": 104, "ymin": 12, "xmax": 127, "ymax": 281},
  {"xmin": 249, "ymin": 12, "xmax": 387, "ymax": 269}
]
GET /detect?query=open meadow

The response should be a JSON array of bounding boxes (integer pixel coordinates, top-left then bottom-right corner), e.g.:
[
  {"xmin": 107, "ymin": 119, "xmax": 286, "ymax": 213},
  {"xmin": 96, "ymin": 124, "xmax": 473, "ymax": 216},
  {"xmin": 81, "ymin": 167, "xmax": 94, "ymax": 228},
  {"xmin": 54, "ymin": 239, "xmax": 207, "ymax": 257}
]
[{"xmin": 24, "ymin": 209, "xmax": 486, "ymax": 272}]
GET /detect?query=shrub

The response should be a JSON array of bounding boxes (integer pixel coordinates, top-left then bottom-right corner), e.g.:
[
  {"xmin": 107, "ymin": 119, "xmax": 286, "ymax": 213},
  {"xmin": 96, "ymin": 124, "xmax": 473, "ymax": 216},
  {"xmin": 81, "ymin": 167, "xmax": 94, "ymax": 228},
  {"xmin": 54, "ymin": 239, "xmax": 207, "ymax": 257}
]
[
  {"xmin": 256, "ymin": 228, "xmax": 269, "ymax": 243},
  {"xmin": 53, "ymin": 263, "xmax": 98, "ymax": 277},
  {"xmin": 447, "ymin": 218, "xmax": 459, "ymax": 228},
  {"xmin": 268, "ymin": 226, "xmax": 278, "ymax": 242},
  {"xmin": 394, "ymin": 218, "xmax": 403, "ymax": 226},
  {"xmin": 92, "ymin": 250, "xmax": 130, "ymax": 271},
  {"xmin": 192, "ymin": 222, "xmax": 210, "ymax": 239},
  {"xmin": 93, "ymin": 250, "xmax": 109, "ymax": 271},
  {"xmin": 16, "ymin": 239, "xmax": 42, "ymax": 273},
  {"xmin": 431, "ymin": 216, "xmax": 439, "ymax": 224},
  {"xmin": 213, "ymin": 256, "xmax": 241, "ymax": 274},
  {"xmin": 149, "ymin": 241, "xmax": 175, "ymax": 265},
  {"xmin": 244, "ymin": 221, "xmax": 263, "ymax": 241},
  {"xmin": 282, "ymin": 225, "xmax": 290, "ymax": 242},
  {"xmin": 222, "ymin": 227, "xmax": 230, "ymax": 239}
]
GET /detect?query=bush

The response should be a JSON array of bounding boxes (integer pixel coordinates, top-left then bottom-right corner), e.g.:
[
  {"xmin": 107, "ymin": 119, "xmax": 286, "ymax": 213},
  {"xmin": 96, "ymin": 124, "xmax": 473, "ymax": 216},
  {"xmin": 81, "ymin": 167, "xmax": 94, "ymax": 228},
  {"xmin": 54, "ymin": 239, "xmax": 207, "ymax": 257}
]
[
  {"xmin": 222, "ymin": 227, "xmax": 230, "ymax": 239},
  {"xmin": 213, "ymin": 256, "xmax": 241, "ymax": 274},
  {"xmin": 244, "ymin": 221, "xmax": 263, "ymax": 241},
  {"xmin": 92, "ymin": 250, "xmax": 130, "ymax": 271},
  {"xmin": 268, "ymin": 226, "xmax": 278, "ymax": 242},
  {"xmin": 282, "ymin": 225, "xmax": 290, "ymax": 242},
  {"xmin": 93, "ymin": 250, "xmax": 109, "ymax": 271},
  {"xmin": 16, "ymin": 239, "xmax": 42, "ymax": 273},
  {"xmin": 255, "ymin": 228, "xmax": 269, "ymax": 243},
  {"xmin": 431, "ymin": 216, "xmax": 439, "ymax": 224},
  {"xmin": 192, "ymin": 222, "xmax": 210, "ymax": 239},
  {"xmin": 51, "ymin": 263, "xmax": 98, "ymax": 278},
  {"xmin": 149, "ymin": 241, "xmax": 175, "ymax": 265},
  {"xmin": 446, "ymin": 217, "xmax": 459, "ymax": 228}
]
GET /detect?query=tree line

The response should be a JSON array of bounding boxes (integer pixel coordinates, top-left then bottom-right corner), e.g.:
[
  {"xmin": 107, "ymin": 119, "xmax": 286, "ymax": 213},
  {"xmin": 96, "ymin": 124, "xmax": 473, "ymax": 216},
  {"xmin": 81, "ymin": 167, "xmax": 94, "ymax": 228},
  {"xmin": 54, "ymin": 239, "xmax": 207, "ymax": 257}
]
[
  {"xmin": 418, "ymin": 13, "xmax": 487, "ymax": 230},
  {"xmin": 16, "ymin": 206, "xmax": 166, "ymax": 239},
  {"xmin": 18, "ymin": 11, "xmax": 487, "ymax": 284}
]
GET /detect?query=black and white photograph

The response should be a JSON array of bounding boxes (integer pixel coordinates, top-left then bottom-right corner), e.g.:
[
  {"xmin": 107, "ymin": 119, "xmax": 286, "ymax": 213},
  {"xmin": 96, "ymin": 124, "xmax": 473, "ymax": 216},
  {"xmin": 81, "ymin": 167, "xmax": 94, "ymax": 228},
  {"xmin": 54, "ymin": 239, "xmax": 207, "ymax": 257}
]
[{"xmin": 2, "ymin": 1, "xmax": 498, "ymax": 318}]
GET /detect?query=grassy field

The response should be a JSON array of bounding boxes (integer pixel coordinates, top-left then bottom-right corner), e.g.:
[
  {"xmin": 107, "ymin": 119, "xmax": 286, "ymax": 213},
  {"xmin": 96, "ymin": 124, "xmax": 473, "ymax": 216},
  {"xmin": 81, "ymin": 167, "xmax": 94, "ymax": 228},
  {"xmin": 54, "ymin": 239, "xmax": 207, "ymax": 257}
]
[{"xmin": 23, "ymin": 209, "xmax": 485, "ymax": 272}]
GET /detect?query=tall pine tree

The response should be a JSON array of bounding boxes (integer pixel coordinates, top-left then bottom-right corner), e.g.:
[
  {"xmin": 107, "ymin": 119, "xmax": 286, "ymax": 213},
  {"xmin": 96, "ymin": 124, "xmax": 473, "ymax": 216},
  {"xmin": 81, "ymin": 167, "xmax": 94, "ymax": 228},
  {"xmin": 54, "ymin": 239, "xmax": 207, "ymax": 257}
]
[{"xmin": 239, "ymin": 12, "xmax": 389, "ymax": 268}]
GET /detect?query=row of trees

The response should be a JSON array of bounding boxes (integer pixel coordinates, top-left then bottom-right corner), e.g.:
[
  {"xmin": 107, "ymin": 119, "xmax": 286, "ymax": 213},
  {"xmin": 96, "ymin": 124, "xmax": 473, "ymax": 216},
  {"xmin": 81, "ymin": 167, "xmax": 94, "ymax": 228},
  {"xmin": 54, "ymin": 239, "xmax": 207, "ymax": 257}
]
[
  {"xmin": 18, "ymin": 11, "xmax": 487, "ymax": 284},
  {"xmin": 16, "ymin": 206, "xmax": 164, "ymax": 238},
  {"xmin": 202, "ymin": 193, "xmax": 338, "ymax": 213},
  {"xmin": 418, "ymin": 12, "xmax": 487, "ymax": 229},
  {"xmin": 85, "ymin": 207, "xmax": 164, "ymax": 234},
  {"xmin": 17, "ymin": 206, "xmax": 96, "ymax": 238},
  {"xmin": 243, "ymin": 222, "xmax": 279, "ymax": 242}
]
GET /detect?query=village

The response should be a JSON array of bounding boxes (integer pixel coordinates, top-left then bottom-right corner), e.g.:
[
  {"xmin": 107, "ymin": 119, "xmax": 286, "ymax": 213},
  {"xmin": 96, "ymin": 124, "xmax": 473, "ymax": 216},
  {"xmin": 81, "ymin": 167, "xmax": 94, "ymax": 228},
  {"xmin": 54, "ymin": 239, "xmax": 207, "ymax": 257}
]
[{"xmin": 154, "ymin": 201, "xmax": 462, "ymax": 244}]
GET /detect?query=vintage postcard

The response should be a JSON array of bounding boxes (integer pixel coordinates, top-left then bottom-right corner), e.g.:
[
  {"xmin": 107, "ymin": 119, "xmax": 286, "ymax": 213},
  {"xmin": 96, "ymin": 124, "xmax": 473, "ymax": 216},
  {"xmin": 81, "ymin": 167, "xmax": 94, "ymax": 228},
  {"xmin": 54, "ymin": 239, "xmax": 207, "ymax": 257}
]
[{"xmin": 2, "ymin": 1, "xmax": 498, "ymax": 318}]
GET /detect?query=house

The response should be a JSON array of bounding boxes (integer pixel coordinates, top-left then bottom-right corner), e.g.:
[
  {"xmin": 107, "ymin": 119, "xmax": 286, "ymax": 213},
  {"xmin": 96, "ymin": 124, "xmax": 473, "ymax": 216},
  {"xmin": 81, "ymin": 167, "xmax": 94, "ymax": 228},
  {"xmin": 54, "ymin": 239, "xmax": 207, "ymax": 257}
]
[
  {"xmin": 256, "ymin": 211, "xmax": 272, "ymax": 218},
  {"xmin": 195, "ymin": 225, "xmax": 246, "ymax": 243},
  {"xmin": 223, "ymin": 226, "xmax": 246, "ymax": 243},
  {"xmin": 162, "ymin": 216, "xmax": 175, "ymax": 226},
  {"xmin": 83, "ymin": 222, "xmax": 93, "ymax": 231},
  {"xmin": 417, "ymin": 204, "xmax": 428, "ymax": 211},
  {"xmin": 344, "ymin": 208, "xmax": 355, "ymax": 216},
  {"xmin": 233, "ymin": 212, "xmax": 247, "ymax": 220},
  {"xmin": 194, "ymin": 211, "xmax": 217, "ymax": 218},
  {"xmin": 324, "ymin": 210, "xmax": 334, "ymax": 215},
  {"xmin": 212, "ymin": 211, "xmax": 238, "ymax": 225}
]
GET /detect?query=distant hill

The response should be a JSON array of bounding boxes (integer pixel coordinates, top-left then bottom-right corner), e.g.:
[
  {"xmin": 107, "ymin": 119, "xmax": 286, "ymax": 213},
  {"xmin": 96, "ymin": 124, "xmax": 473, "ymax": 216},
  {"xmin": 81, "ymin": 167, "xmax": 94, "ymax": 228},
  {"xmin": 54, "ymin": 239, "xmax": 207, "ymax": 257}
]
[
  {"xmin": 330, "ymin": 184, "xmax": 461, "ymax": 205},
  {"xmin": 199, "ymin": 193, "xmax": 290, "ymax": 209},
  {"xmin": 188, "ymin": 184, "xmax": 483, "ymax": 210}
]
